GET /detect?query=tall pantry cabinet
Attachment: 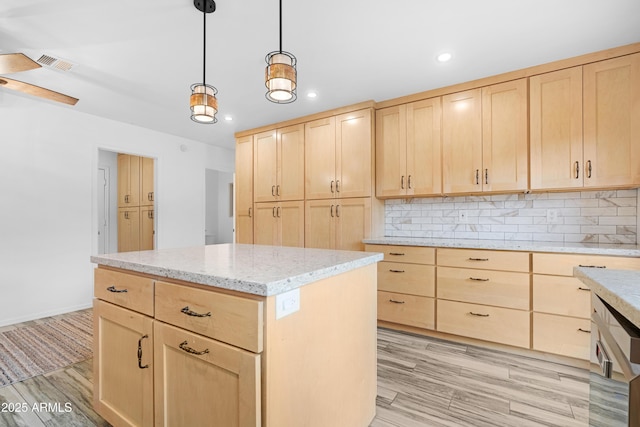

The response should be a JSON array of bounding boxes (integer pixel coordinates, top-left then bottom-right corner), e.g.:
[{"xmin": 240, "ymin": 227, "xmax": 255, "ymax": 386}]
[
  {"xmin": 118, "ymin": 154, "xmax": 155, "ymax": 252},
  {"xmin": 234, "ymin": 103, "xmax": 381, "ymax": 250}
]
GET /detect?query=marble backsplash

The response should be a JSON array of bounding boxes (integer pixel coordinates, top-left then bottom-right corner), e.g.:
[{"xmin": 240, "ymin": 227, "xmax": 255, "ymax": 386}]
[{"xmin": 385, "ymin": 189, "xmax": 639, "ymax": 244}]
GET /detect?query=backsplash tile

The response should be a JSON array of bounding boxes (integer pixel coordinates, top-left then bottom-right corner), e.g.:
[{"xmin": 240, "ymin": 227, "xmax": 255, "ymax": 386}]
[{"xmin": 384, "ymin": 189, "xmax": 639, "ymax": 244}]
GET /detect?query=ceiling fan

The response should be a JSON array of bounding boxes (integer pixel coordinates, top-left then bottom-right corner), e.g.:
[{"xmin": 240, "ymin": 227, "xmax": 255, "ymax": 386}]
[{"xmin": 0, "ymin": 52, "xmax": 78, "ymax": 105}]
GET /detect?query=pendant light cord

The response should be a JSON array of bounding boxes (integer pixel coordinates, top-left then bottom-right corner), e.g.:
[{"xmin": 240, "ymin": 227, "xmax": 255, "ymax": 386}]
[
  {"xmin": 203, "ymin": 7, "xmax": 207, "ymax": 86},
  {"xmin": 279, "ymin": 0, "xmax": 282, "ymax": 53}
]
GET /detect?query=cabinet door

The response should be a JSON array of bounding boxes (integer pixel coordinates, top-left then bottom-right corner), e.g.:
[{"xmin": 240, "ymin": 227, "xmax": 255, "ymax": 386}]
[
  {"xmin": 154, "ymin": 322, "xmax": 260, "ymax": 427},
  {"xmin": 442, "ymin": 89, "xmax": 482, "ymax": 194},
  {"xmin": 253, "ymin": 130, "xmax": 278, "ymax": 202},
  {"xmin": 530, "ymin": 67, "xmax": 583, "ymax": 190},
  {"xmin": 375, "ymin": 105, "xmax": 407, "ymax": 198},
  {"xmin": 335, "ymin": 197, "xmax": 371, "ymax": 251},
  {"xmin": 336, "ymin": 109, "xmax": 373, "ymax": 198},
  {"xmin": 253, "ymin": 203, "xmax": 278, "ymax": 245},
  {"xmin": 118, "ymin": 154, "xmax": 141, "ymax": 207},
  {"xmin": 407, "ymin": 98, "xmax": 442, "ymax": 196},
  {"xmin": 583, "ymin": 53, "xmax": 640, "ymax": 187},
  {"xmin": 304, "ymin": 199, "xmax": 335, "ymax": 249},
  {"xmin": 235, "ymin": 136, "xmax": 253, "ymax": 243},
  {"xmin": 305, "ymin": 117, "xmax": 336, "ymax": 200},
  {"xmin": 278, "ymin": 124, "xmax": 305, "ymax": 201},
  {"xmin": 118, "ymin": 207, "xmax": 140, "ymax": 252},
  {"xmin": 279, "ymin": 200, "xmax": 304, "ymax": 248},
  {"xmin": 482, "ymin": 79, "xmax": 528, "ymax": 192},
  {"xmin": 140, "ymin": 156, "xmax": 154, "ymax": 206},
  {"xmin": 93, "ymin": 300, "xmax": 153, "ymax": 427},
  {"xmin": 139, "ymin": 207, "xmax": 154, "ymax": 251}
]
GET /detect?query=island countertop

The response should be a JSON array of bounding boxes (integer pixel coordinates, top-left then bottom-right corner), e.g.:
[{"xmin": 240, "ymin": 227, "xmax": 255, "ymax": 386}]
[
  {"xmin": 91, "ymin": 243, "xmax": 383, "ymax": 297},
  {"xmin": 574, "ymin": 267, "xmax": 640, "ymax": 329}
]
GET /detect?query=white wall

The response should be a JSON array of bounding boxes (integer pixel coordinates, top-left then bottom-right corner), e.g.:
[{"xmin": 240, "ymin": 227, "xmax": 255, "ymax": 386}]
[{"xmin": 0, "ymin": 92, "xmax": 234, "ymax": 326}]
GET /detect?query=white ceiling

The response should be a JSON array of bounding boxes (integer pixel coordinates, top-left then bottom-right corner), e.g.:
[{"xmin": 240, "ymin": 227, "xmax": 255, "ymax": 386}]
[{"xmin": 2, "ymin": 0, "xmax": 639, "ymax": 150}]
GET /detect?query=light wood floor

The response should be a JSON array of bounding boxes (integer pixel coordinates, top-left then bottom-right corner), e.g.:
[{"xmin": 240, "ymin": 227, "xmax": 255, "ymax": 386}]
[{"xmin": 0, "ymin": 323, "xmax": 589, "ymax": 427}]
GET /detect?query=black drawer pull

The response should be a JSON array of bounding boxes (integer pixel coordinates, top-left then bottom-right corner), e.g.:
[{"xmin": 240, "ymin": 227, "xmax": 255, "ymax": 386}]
[
  {"xmin": 578, "ymin": 287, "xmax": 590, "ymax": 291},
  {"xmin": 469, "ymin": 312, "xmax": 489, "ymax": 317},
  {"xmin": 469, "ymin": 277, "xmax": 489, "ymax": 282},
  {"xmin": 179, "ymin": 341, "xmax": 210, "ymax": 356},
  {"xmin": 106, "ymin": 285, "xmax": 128, "ymax": 293},
  {"xmin": 578, "ymin": 328, "xmax": 591, "ymax": 333},
  {"xmin": 181, "ymin": 306, "xmax": 212, "ymax": 317},
  {"xmin": 389, "ymin": 252, "xmax": 405, "ymax": 256},
  {"xmin": 578, "ymin": 265, "xmax": 606, "ymax": 269},
  {"xmin": 137, "ymin": 335, "xmax": 149, "ymax": 369},
  {"xmin": 389, "ymin": 299, "xmax": 405, "ymax": 304},
  {"xmin": 389, "ymin": 269, "xmax": 405, "ymax": 273},
  {"xmin": 468, "ymin": 258, "xmax": 489, "ymax": 261}
]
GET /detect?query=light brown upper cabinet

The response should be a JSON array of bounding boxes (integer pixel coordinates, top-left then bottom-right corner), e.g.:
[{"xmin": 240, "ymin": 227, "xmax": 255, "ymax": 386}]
[
  {"xmin": 376, "ymin": 98, "xmax": 442, "ymax": 198},
  {"xmin": 531, "ymin": 53, "xmax": 640, "ymax": 190},
  {"xmin": 235, "ymin": 135, "xmax": 254, "ymax": 244},
  {"xmin": 305, "ymin": 109, "xmax": 373, "ymax": 200},
  {"xmin": 583, "ymin": 53, "xmax": 640, "ymax": 188},
  {"xmin": 140, "ymin": 157, "xmax": 154, "ymax": 206},
  {"xmin": 530, "ymin": 67, "xmax": 583, "ymax": 190},
  {"xmin": 253, "ymin": 124, "xmax": 304, "ymax": 203},
  {"xmin": 118, "ymin": 154, "xmax": 141, "ymax": 207},
  {"xmin": 442, "ymin": 80, "xmax": 528, "ymax": 194}
]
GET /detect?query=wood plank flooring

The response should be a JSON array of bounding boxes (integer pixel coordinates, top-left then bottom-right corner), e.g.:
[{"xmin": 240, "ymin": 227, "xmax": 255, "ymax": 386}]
[{"xmin": 0, "ymin": 322, "xmax": 589, "ymax": 426}]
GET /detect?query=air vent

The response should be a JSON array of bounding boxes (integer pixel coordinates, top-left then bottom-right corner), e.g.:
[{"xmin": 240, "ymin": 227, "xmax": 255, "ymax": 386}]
[{"xmin": 37, "ymin": 54, "xmax": 75, "ymax": 72}]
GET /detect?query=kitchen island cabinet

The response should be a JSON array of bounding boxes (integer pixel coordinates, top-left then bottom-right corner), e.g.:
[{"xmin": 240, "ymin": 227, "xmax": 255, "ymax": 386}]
[{"xmin": 91, "ymin": 244, "xmax": 381, "ymax": 427}]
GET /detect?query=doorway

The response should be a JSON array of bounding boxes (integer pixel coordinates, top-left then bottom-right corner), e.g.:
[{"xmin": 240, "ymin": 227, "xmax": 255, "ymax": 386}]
[
  {"xmin": 97, "ymin": 167, "xmax": 110, "ymax": 254},
  {"xmin": 205, "ymin": 169, "xmax": 234, "ymax": 244}
]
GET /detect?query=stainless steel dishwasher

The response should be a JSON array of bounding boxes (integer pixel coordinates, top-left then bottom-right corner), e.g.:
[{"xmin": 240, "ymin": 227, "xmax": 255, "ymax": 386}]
[{"xmin": 589, "ymin": 294, "xmax": 640, "ymax": 427}]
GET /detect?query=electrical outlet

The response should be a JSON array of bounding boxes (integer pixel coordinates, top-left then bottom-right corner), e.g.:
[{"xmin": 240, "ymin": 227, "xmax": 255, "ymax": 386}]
[
  {"xmin": 458, "ymin": 211, "xmax": 468, "ymax": 223},
  {"xmin": 546, "ymin": 209, "xmax": 558, "ymax": 224},
  {"xmin": 275, "ymin": 288, "xmax": 300, "ymax": 319}
]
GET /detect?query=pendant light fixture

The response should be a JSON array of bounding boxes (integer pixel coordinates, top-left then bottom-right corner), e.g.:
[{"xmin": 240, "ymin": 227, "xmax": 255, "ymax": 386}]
[
  {"xmin": 190, "ymin": 0, "xmax": 218, "ymax": 123},
  {"xmin": 265, "ymin": 0, "xmax": 297, "ymax": 103}
]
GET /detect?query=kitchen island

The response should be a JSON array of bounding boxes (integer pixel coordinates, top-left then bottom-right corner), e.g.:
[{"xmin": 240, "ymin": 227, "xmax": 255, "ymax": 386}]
[{"xmin": 90, "ymin": 244, "xmax": 383, "ymax": 427}]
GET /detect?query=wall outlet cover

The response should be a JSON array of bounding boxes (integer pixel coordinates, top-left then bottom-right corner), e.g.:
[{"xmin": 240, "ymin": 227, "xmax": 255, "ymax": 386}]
[{"xmin": 275, "ymin": 288, "xmax": 300, "ymax": 319}]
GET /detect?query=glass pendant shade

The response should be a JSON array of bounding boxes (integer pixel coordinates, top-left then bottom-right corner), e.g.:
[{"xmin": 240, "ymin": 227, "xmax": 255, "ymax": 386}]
[
  {"xmin": 190, "ymin": 83, "xmax": 218, "ymax": 123},
  {"xmin": 265, "ymin": 51, "xmax": 297, "ymax": 103}
]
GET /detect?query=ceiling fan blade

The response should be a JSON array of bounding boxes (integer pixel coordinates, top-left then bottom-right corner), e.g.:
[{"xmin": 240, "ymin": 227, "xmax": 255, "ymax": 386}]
[
  {"xmin": 0, "ymin": 53, "xmax": 41, "ymax": 74},
  {"xmin": 0, "ymin": 76, "xmax": 78, "ymax": 106}
]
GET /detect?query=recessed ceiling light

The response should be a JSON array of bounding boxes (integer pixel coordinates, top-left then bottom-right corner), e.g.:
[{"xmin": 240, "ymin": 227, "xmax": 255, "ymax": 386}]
[
  {"xmin": 307, "ymin": 91, "xmax": 318, "ymax": 99},
  {"xmin": 224, "ymin": 115, "xmax": 233, "ymax": 121},
  {"xmin": 437, "ymin": 52, "xmax": 452, "ymax": 63}
]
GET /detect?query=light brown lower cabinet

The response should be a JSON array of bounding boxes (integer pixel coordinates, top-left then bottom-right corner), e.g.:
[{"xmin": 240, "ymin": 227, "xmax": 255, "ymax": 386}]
[
  {"xmin": 118, "ymin": 207, "xmax": 154, "ymax": 252},
  {"xmin": 93, "ymin": 300, "xmax": 154, "ymax": 427},
  {"xmin": 154, "ymin": 321, "xmax": 260, "ymax": 427},
  {"xmin": 436, "ymin": 299, "xmax": 531, "ymax": 348},
  {"xmin": 368, "ymin": 244, "xmax": 639, "ymax": 361}
]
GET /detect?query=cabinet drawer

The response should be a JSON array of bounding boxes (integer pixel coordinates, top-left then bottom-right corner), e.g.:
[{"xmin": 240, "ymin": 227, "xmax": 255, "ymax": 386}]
[
  {"xmin": 437, "ymin": 248, "xmax": 529, "ymax": 272},
  {"xmin": 365, "ymin": 244, "xmax": 435, "ymax": 265},
  {"xmin": 94, "ymin": 268, "xmax": 154, "ymax": 316},
  {"xmin": 377, "ymin": 291, "xmax": 435, "ymax": 330},
  {"xmin": 437, "ymin": 300, "xmax": 530, "ymax": 348},
  {"xmin": 533, "ymin": 253, "xmax": 640, "ymax": 276},
  {"xmin": 533, "ymin": 275, "xmax": 591, "ymax": 318},
  {"xmin": 532, "ymin": 313, "xmax": 591, "ymax": 360},
  {"xmin": 155, "ymin": 281, "xmax": 263, "ymax": 353},
  {"xmin": 378, "ymin": 262, "xmax": 435, "ymax": 297},
  {"xmin": 437, "ymin": 267, "xmax": 530, "ymax": 310}
]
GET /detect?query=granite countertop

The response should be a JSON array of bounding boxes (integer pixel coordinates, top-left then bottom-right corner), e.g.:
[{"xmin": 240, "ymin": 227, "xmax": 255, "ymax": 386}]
[
  {"xmin": 91, "ymin": 244, "xmax": 383, "ymax": 297},
  {"xmin": 574, "ymin": 267, "xmax": 640, "ymax": 329},
  {"xmin": 363, "ymin": 237, "xmax": 640, "ymax": 257}
]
